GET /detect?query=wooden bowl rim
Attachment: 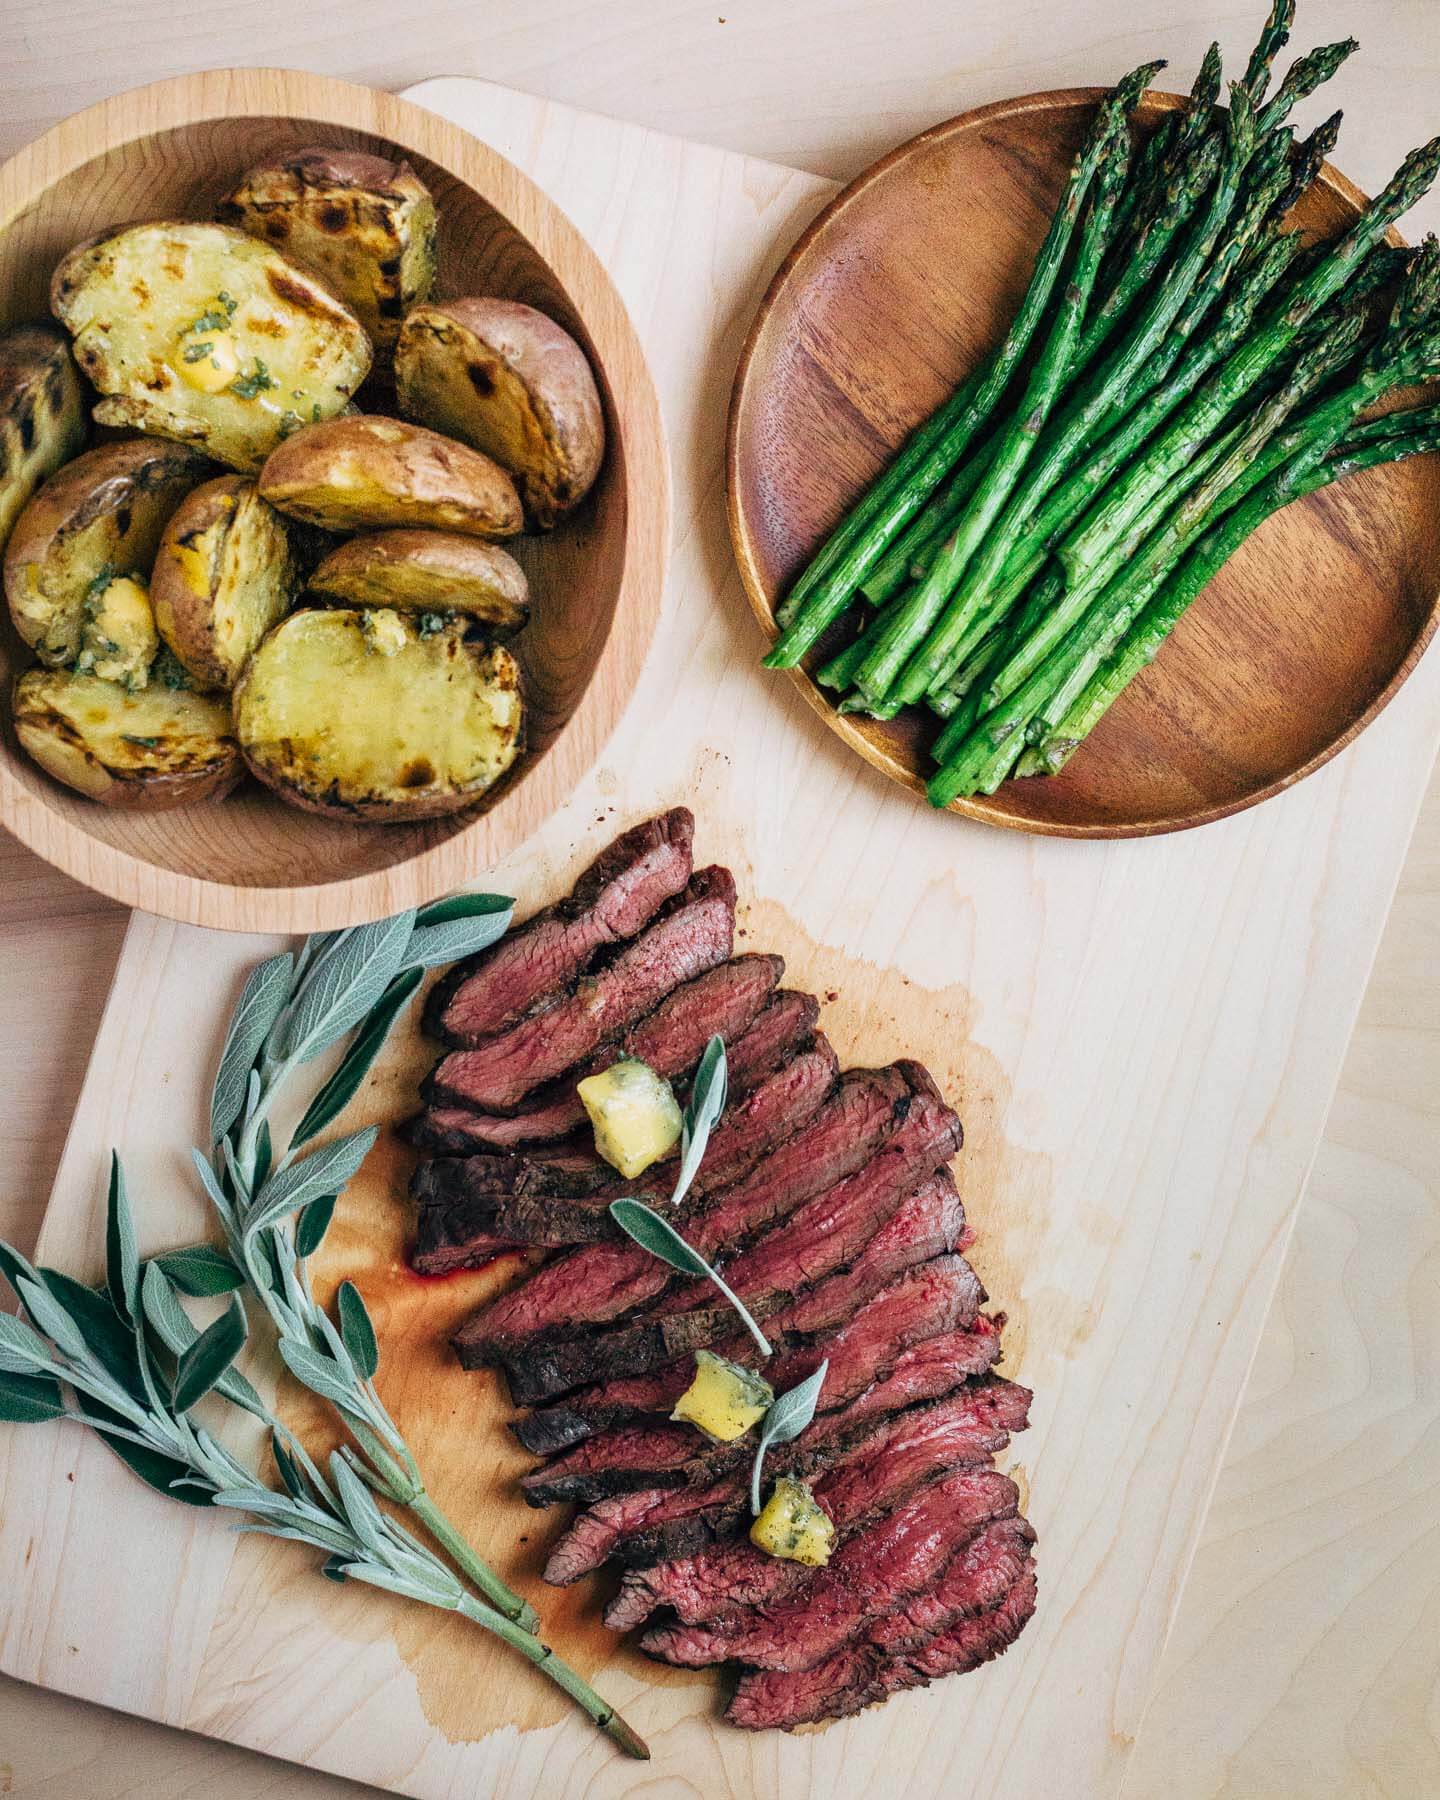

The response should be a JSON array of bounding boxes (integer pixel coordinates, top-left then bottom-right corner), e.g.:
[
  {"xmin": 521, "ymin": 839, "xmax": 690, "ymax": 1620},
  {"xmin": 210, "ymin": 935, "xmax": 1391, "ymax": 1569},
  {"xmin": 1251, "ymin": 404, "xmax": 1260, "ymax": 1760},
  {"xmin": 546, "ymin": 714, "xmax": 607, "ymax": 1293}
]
[
  {"xmin": 727, "ymin": 84, "xmax": 1435, "ymax": 840},
  {"xmin": 0, "ymin": 68, "xmax": 670, "ymax": 925}
]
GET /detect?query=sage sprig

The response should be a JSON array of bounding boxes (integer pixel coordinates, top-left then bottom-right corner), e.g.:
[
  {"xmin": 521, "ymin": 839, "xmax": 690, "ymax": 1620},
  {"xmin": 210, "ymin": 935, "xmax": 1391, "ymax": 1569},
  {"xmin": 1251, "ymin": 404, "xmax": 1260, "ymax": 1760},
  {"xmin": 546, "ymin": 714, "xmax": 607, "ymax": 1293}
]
[
  {"xmin": 0, "ymin": 892, "xmax": 652, "ymax": 1761},
  {"xmin": 609, "ymin": 1198, "xmax": 774, "ymax": 1358},
  {"xmin": 748, "ymin": 1359, "xmax": 829, "ymax": 1516}
]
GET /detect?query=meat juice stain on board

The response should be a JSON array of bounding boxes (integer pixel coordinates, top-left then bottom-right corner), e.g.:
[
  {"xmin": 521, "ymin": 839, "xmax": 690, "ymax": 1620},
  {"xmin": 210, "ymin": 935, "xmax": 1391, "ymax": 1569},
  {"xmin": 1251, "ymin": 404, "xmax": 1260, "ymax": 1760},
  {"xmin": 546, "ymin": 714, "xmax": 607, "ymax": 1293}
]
[{"xmin": 227, "ymin": 840, "xmax": 1050, "ymax": 1745}]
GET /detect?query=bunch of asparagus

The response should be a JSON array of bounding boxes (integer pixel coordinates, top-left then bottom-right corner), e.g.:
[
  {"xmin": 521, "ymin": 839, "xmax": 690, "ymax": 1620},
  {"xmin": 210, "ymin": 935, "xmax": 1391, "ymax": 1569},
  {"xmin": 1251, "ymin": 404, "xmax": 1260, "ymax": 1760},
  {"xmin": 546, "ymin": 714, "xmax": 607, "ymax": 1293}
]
[{"xmin": 762, "ymin": 2, "xmax": 1440, "ymax": 805}]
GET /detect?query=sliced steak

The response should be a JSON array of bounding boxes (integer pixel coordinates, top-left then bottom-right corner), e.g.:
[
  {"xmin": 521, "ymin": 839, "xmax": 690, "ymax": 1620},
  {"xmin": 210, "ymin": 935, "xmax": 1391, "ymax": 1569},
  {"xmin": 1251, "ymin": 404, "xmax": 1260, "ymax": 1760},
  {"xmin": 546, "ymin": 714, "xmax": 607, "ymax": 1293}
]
[
  {"xmin": 409, "ymin": 1224, "xmax": 520, "ymax": 1274},
  {"xmin": 639, "ymin": 1461, "xmax": 1018, "ymax": 1671},
  {"xmin": 541, "ymin": 1353, "xmax": 1020, "ymax": 1587},
  {"xmin": 727, "ymin": 1559, "xmax": 1037, "ymax": 1731},
  {"xmin": 515, "ymin": 1258, "xmax": 998, "ymax": 1458},
  {"xmin": 455, "ymin": 1065, "xmax": 910, "ymax": 1363},
  {"xmin": 412, "ymin": 1156, "xmax": 616, "ymax": 1207},
  {"xmin": 867, "ymin": 1514, "xmax": 1036, "ymax": 1653},
  {"xmin": 424, "ymin": 808, "xmax": 694, "ymax": 1045},
  {"xmin": 426, "ymin": 867, "xmax": 737, "ymax": 1113},
  {"xmin": 503, "ymin": 1084, "xmax": 963, "ymax": 1402},
  {"xmin": 606, "ymin": 1372, "xmax": 1025, "ymax": 1629},
  {"xmin": 506, "ymin": 1163, "xmax": 968, "ymax": 1409},
  {"xmin": 414, "ymin": 956, "xmax": 787, "ymax": 1150}
]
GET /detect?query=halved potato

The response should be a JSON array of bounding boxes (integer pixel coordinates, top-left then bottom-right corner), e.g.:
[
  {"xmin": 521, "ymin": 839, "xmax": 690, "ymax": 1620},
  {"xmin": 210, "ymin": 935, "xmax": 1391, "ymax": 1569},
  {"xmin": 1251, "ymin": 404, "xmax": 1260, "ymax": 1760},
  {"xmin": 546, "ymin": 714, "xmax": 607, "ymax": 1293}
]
[
  {"xmin": 307, "ymin": 529, "xmax": 528, "ymax": 633},
  {"xmin": 217, "ymin": 149, "xmax": 437, "ymax": 355},
  {"xmin": 234, "ymin": 607, "xmax": 524, "ymax": 821},
  {"xmin": 151, "ymin": 475, "xmax": 299, "ymax": 690},
  {"xmin": 4, "ymin": 438, "xmax": 213, "ymax": 666},
  {"xmin": 0, "ymin": 323, "xmax": 86, "ymax": 557},
  {"xmin": 395, "ymin": 298, "xmax": 605, "ymax": 527},
  {"xmin": 257, "ymin": 415, "xmax": 522, "ymax": 538},
  {"xmin": 13, "ymin": 665, "xmax": 240, "ymax": 809},
  {"xmin": 51, "ymin": 221, "xmax": 373, "ymax": 471}
]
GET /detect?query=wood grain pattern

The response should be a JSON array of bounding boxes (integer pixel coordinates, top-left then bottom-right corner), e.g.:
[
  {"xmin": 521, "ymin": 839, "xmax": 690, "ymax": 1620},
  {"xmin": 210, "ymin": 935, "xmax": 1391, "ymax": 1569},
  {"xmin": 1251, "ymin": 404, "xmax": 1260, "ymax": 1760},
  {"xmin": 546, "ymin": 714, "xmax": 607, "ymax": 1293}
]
[
  {"xmin": 2, "ymin": 65, "xmax": 1440, "ymax": 1800},
  {"xmin": 728, "ymin": 89, "xmax": 1440, "ymax": 837},
  {"xmin": 0, "ymin": 70, "xmax": 669, "ymax": 932}
]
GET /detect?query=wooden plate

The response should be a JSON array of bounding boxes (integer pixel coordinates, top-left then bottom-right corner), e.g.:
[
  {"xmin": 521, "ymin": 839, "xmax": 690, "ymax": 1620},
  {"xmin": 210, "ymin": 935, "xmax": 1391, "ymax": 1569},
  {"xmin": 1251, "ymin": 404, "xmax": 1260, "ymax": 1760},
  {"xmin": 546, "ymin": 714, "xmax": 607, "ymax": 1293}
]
[
  {"xmin": 0, "ymin": 70, "xmax": 669, "ymax": 927},
  {"xmin": 728, "ymin": 89, "xmax": 1440, "ymax": 838}
]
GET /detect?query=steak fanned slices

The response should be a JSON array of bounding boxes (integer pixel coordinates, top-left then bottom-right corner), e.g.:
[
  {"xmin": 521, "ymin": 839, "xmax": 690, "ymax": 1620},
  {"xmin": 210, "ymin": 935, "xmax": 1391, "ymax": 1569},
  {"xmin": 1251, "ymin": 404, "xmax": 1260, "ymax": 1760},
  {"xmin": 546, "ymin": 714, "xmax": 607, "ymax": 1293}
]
[
  {"xmin": 517, "ymin": 1184, "xmax": 971, "ymax": 1505},
  {"xmin": 604, "ymin": 1371, "xmax": 1026, "ymax": 1630},
  {"xmin": 504, "ymin": 1155, "xmax": 968, "ymax": 1406},
  {"xmin": 409, "ymin": 957, "xmax": 789, "ymax": 1152},
  {"xmin": 455, "ymin": 1065, "xmax": 911, "ymax": 1362},
  {"xmin": 427, "ymin": 866, "xmax": 737, "ymax": 1114},
  {"xmin": 867, "ymin": 1514, "xmax": 1036, "ymax": 1653},
  {"xmin": 727, "ymin": 1561, "xmax": 1037, "ymax": 1731},
  {"xmin": 424, "ymin": 808, "xmax": 694, "ymax": 1046},
  {"xmin": 639, "ymin": 1461, "xmax": 1021, "ymax": 1670}
]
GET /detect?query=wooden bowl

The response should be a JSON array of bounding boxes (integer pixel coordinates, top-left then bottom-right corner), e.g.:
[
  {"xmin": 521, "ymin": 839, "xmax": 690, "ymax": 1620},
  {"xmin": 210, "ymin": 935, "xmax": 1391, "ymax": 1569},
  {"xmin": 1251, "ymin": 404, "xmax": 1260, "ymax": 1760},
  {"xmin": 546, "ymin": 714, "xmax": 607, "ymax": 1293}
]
[
  {"xmin": 0, "ymin": 71, "xmax": 668, "ymax": 926},
  {"xmin": 728, "ymin": 89, "xmax": 1440, "ymax": 838}
]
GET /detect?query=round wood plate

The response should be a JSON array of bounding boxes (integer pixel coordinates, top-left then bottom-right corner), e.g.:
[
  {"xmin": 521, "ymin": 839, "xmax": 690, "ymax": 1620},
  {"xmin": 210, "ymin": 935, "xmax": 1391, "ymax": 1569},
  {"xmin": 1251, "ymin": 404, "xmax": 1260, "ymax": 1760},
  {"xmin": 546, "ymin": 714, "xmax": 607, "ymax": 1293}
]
[
  {"xmin": 728, "ymin": 89, "xmax": 1440, "ymax": 838},
  {"xmin": 0, "ymin": 70, "xmax": 669, "ymax": 928}
]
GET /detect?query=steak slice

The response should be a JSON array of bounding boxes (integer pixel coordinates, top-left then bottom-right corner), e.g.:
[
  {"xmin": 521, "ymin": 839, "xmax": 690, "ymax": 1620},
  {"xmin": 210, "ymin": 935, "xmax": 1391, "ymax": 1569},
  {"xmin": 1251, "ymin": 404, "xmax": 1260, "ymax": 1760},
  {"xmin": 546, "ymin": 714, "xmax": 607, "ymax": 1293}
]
[
  {"xmin": 412, "ymin": 1156, "xmax": 617, "ymax": 1207},
  {"xmin": 515, "ymin": 1257, "xmax": 997, "ymax": 1459},
  {"xmin": 412, "ymin": 956, "xmax": 787, "ymax": 1151},
  {"xmin": 605, "ymin": 1369, "xmax": 1025, "ymax": 1629},
  {"xmin": 505, "ymin": 1158, "xmax": 967, "ymax": 1409},
  {"xmin": 541, "ymin": 1344, "xmax": 1019, "ymax": 1587},
  {"xmin": 638, "ymin": 1461, "xmax": 1019, "ymax": 1671},
  {"xmin": 455, "ymin": 1064, "xmax": 910, "ymax": 1362},
  {"xmin": 502, "ymin": 1084, "xmax": 964, "ymax": 1402},
  {"xmin": 424, "ymin": 808, "xmax": 694, "ymax": 1046},
  {"xmin": 866, "ymin": 1514, "xmax": 1036, "ymax": 1654},
  {"xmin": 437, "ymin": 1038, "xmax": 839, "ymax": 1262},
  {"xmin": 727, "ymin": 1558, "xmax": 1037, "ymax": 1731},
  {"xmin": 426, "ymin": 866, "xmax": 737, "ymax": 1113}
]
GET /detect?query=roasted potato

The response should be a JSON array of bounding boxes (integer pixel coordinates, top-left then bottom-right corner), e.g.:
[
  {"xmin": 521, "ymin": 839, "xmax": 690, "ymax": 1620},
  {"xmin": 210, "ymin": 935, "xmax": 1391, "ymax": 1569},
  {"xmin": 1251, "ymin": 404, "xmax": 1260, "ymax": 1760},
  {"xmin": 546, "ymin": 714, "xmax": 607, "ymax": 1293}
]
[
  {"xmin": 0, "ymin": 323, "xmax": 86, "ymax": 557},
  {"xmin": 13, "ymin": 665, "xmax": 240, "ymax": 809},
  {"xmin": 50, "ymin": 221, "xmax": 372, "ymax": 471},
  {"xmin": 307, "ymin": 529, "xmax": 528, "ymax": 633},
  {"xmin": 151, "ymin": 475, "xmax": 299, "ymax": 690},
  {"xmin": 217, "ymin": 149, "xmax": 437, "ymax": 355},
  {"xmin": 395, "ymin": 298, "xmax": 605, "ymax": 527},
  {"xmin": 257, "ymin": 415, "xmax": 522, "ymax": 538},
  {"xmin": 76, "ymin": 573, "xmax": 159, "ymax": 687},
  {"xmin": 4, "ymin": 438, "xmax": 212, "ymax": 667},
  {"xmin": 234, "ymin": 607, "xmax": 523, "ymax": 820}
]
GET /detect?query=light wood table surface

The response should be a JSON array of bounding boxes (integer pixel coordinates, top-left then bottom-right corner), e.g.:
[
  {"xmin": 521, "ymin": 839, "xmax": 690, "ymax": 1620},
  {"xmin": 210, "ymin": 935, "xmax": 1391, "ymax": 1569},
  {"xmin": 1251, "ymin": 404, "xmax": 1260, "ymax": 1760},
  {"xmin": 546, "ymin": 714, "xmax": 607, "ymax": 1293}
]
[{"xmin": 1, "ymin": 4, "xmax": 1437, "ymax": 1794}]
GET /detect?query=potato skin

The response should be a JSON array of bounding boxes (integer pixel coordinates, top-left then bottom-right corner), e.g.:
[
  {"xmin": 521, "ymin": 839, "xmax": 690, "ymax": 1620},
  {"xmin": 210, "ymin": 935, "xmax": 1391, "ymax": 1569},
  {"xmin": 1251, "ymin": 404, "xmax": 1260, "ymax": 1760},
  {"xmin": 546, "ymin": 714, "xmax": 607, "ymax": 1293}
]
[
  {"xmin": 13, "ymin": 665, "xmax": 241, "ymax": 810},
  {"xmin": 4, "ymin": 438, "xmax": 213, "ymax": 666},
  {"xmin": 51, "ymin": 220, "xmax": 372, "ymax": 471},
  {"xmin": 395, "ymin": 298, "xmax": 605, "ymax": 527},
  {"xmin": 234, "ymin": 606, "xmax": 524, "ymax": 821},
  {"xmin": 151, "ymin": 475, "xmax": 299, "ymax": 690},
  {"xmin": 0, "ymin": 323, "xmax": 86, "ymax": 557},
  {"xmin": 217, "ymin": 148, "xmax": 437, "ymax": 355},
  {"xmin": 307, "ymin": 528, "xmax": 529, "ymax": 633},
  {"xmin": 258, "ymin": 414, "xmax": 523, "ymax": 538}
]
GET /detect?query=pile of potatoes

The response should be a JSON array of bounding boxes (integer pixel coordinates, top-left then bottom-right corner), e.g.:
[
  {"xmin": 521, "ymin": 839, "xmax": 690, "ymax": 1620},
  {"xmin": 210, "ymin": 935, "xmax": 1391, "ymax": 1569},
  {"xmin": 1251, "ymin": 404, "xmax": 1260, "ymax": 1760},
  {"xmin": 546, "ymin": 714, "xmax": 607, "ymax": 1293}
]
[{"xmin": 0, "ymin": 147, "xmax": 606, "ymax": 819}]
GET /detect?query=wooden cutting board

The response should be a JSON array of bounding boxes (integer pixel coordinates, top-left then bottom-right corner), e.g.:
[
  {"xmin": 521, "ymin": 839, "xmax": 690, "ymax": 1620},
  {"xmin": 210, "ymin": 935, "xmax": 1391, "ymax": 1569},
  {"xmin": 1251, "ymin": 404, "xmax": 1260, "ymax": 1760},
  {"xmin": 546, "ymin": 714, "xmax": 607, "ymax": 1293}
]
[{"xmin": 3, "ymin": 73, "xmax": 1440, "ymax": 1800}]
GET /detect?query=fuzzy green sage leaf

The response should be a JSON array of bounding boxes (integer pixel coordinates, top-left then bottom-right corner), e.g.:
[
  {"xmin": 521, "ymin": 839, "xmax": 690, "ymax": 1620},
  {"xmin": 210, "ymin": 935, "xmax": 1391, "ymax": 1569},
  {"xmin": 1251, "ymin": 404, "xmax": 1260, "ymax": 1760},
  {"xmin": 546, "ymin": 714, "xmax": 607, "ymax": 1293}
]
[
  {"xmin": 607, "ymin": 1197, "xmax": 771, "ymax": 1357},
  {"xmin": 210, "ymin": 952, "xmax": 294, "ymax": 1143},
  {"xmin": 749, "ymin": 1360, "xmax": 829, "ymax": 1516}
]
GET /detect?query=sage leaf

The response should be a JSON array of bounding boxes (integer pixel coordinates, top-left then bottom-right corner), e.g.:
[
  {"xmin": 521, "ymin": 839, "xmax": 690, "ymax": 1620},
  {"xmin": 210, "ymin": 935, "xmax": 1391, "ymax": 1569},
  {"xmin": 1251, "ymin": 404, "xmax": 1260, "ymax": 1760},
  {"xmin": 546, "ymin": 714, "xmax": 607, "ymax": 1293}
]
[
  {"xmin": 253, "ymin": 1120, "xmax": 274, "ymax": 1190},
  {"xmin": 321, "ymin": 1554, "xmax": 353, "ymax": 1583},
  {"xmin": 210, "ymin": 953, "xmax": 294, "ymax": 1143},
  {"xmin": 290, "ymin": 966, "xmax": 424, "ymax": 1149},
  {"xmin": 336, "ymin": 1281, "xmax": 379, "ymax": 1381},
  {"xmin": 749, "ymin": 1360, "xmax": 829, "ymax": 1515},
  {"xmin": 0, "ymin": 1238, "xmax": 43, "ymax": 1306},
  {"xmin": 153, "ymin": 1244, "xmax": 245, "ymax": 1297},
  {"xmin": 295, "ymin": 1195, "xmax": 338, "ymax": 1259},
  {"xmin": 271, "ymin": 1430, "xmax": 311, "ymax": 1502},
  {"xmin": 244, "ymin": 1127, "xmax": 377, "ymax": 1242},
  {"xmin": 16, "ymin": 1273, "xmax": 88, "ymax": 1361},
  {"xmin": 145, "ymin": 1263, "xmax": 268, "ymax": 1421},
  {"xmin": 278, "ymin": 1338, "xmax": 367, "ymax": 1420},
  {"xmin": 608, "ymin": 1198, "xmax": 772, "ymax": 1357},
  {"xmin": 76, "ymin": 1393, "xmax": 215, "ymax": 1506},
  {"xmin": 173, "ymin": 1298, "xmax": 247, "ymax": 1412},
  {"xmin": 282, "ymin": 913, "xmax": 416, "ymax": 1065},
  {"xmin": 104, "ymin": 1153, "xmax": 140, "ymax": 1321},
  {"xmin": 0, "ymin": 1310, "xmax": 55, "ymax": 1371},
  {"xmin": 0, "ymin": 1369, "xmax": 66, "ymax": 1423},
  {"xmin": 331, "ymin": 1452, "xmax": 390, "ymax": 1559},
  {"xmin": 190, "ymin": 1149, "xmax": 235, "ymax": 1226},
  {"xmin": 672, "ymin": 1035, "xmax": 728, "ymax": 1207},
  {"xmin": 402, "ymin": 903, "xmax": 513, "ymax": 970},
  {"xmin": 37, "ymin": 1269, "xmax": 146, "ymax": 1401},
  {"xmin": 415, "ymin": 890, "xmax": 513, "ymax": 929}
]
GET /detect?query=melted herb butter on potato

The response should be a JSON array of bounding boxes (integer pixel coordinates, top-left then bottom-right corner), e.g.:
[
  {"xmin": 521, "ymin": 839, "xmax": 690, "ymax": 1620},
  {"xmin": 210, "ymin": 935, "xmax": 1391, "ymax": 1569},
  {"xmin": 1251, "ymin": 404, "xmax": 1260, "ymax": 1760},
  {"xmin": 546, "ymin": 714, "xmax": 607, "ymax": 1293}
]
[
  {"xmin": 76, "ymin": 573, "xmax": 159, "ymax": 688},
  {"xmin": 234, "ymin": 608, "xmax": 524, "ymax": 821},
  {"xmin": 50, "ymin": 222, "xmax": 372, "ymax": 471}
]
